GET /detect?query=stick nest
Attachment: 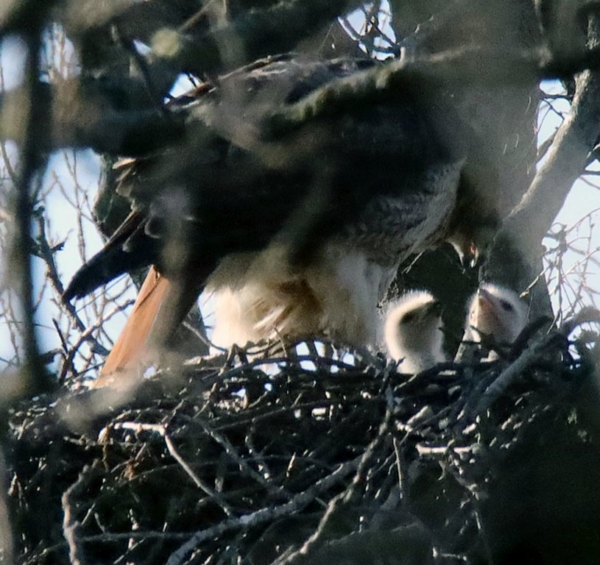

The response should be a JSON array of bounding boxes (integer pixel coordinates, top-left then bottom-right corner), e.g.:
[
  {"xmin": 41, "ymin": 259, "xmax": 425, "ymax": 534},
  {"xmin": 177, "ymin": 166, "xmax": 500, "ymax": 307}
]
[{"xmin": 8, "ymin": 322, "xmax": 600, "ymax": 565}]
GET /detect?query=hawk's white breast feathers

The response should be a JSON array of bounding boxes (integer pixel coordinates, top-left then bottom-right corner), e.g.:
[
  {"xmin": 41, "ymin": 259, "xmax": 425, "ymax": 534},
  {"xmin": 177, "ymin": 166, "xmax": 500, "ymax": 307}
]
[{"xmin": 209, "ymin": 244, "xmax": 397, "ymax": 349}]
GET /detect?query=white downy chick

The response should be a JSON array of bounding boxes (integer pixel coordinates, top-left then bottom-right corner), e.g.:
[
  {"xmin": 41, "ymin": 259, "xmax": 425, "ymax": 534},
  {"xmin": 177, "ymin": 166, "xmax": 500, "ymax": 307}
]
[
  {"xmin": 384, "ymin": 291, "xmax": 446, "ymax": 373},
  {"xmin": 459, "ymin": 283, "xmax": 528, "ymax": 362}
]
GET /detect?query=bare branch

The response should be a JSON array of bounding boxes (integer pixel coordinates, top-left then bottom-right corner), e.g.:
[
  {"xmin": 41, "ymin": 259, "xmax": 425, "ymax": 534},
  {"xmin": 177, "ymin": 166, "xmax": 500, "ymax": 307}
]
[
  {"xmin": 165, "ymin": 459, "xmax": 357, "ymax": 565},
  {"xmin": 497, "ymin": 15, "xmax": 600, "ymax": 267},
  {"xmin": 9, "ymin": 19, "xmax": 54, "ymax": 398}
]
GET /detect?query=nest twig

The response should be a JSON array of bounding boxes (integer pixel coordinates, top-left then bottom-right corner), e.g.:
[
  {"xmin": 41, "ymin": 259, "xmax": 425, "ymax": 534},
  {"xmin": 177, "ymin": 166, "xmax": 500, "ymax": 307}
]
[{"xmin": 7, "ymin": 326, "xmax": 597, "ymax": 565}]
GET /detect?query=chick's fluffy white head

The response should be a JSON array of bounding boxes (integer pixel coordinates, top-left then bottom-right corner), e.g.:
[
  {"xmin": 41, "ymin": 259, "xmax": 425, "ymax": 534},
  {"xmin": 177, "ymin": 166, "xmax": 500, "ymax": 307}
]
[
  {"xmin": 384, "ymin": 290, "xmax": 446, "ymax": 374},
  {"xmin": 466, "ymin": 283, "xmax": 528, "ymax": 346}
]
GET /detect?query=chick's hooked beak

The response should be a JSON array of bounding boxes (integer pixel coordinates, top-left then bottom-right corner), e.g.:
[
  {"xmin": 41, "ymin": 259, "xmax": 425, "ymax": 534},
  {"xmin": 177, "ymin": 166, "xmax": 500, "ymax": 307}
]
[
  {"xmin": 475, "ymin": 287, "xmax": 502, "ymax": 327},
  {"xmin": 477, "ymin": 287, "xmax": 494, "ymax": 310}
]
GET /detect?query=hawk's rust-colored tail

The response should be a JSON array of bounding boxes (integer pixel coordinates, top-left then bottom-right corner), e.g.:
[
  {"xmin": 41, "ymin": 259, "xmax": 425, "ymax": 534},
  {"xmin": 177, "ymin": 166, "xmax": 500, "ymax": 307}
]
[
  {"xmin": 96, "ymin": 266, "xmax": 170, "ymax": 385},
  {"xmin": 96, "ymin": 263, "xmax": 207, "ymax": 387}
]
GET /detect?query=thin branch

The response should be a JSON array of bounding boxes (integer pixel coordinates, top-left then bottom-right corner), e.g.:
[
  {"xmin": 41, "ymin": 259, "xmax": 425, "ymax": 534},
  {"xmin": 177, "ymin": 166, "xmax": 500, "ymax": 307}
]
[
  {"xmin": 474, "ymin": 308, "xmax": 600, "ymax": 416},
  {"xmin": 62, "ymin": 466, "xmax": 98, "ymax": 565},
  {"xmin": 276, "ymin": 401, "xmax": 394, "ymax": 565},
  {"xmin": 34, "ymin": 215, "xmax": 109, "ymax": 357},
  {"xmin": 111, "ymin": 421, "xmax": 236, "ymax": 516},
  {"xmin": 165, "ymin": 459, "xmax": 357, "ymax": 565},
  {"xmin": 195, "ymin": 417, "xmax": 293, "ymax": 501}
]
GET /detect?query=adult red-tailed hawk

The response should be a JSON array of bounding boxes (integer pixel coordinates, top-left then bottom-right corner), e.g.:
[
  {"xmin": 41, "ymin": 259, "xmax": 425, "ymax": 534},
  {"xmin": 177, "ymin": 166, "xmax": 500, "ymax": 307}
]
[
  {"xmin": 457, "ymin": 283, "xmax": 528, "ymax": 362},
  {"xmin": 64, "ymin": 54, "xmax": 498, "ymax": 382},
  {"xmin": 383, "ymin": 291, "xmax": 446, "ymax": 374}
]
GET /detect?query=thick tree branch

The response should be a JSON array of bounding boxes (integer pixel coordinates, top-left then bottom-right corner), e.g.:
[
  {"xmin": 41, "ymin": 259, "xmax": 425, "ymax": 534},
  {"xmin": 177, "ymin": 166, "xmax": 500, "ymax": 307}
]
[
  {"xmin": 10, "ymin": 21, "xmax": 53, "ymax": 400},
  {"xmin": 485, "ymin": 14, "xmax": 600, "ymax": 312},
  {"xmin": 498, "ymin": 22, "xmax": 600, "ymax": 264}
]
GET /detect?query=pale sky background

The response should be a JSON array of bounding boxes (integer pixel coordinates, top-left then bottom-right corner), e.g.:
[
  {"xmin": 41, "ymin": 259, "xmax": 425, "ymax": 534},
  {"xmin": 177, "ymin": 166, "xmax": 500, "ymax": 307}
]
[{"xmin": 0, "ymin": 7, "xmax": 599, "ymax": 372}]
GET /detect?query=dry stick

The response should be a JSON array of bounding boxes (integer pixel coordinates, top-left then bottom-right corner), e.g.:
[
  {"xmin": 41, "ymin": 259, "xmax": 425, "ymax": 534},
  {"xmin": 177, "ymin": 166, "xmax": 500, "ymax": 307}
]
[
  {"xmin": 165, "ymin": 459, "xmax": 358, "ymax": 565},
  {"xmin": 34, "ymin": 529, "xmax": 195, "ymax": 562},
  {"xmin": 195, "ymin": 417, "xmax": 292, "ymax": 501},
  {"xmin": 215, "ymin": 396, "xmax": 366, "ymax": 433},
  {"xmin": 162, "ymin": 434, "xmax": 236, "ymax": 517},
  {"xmin": 474, "ymin": 308, "xmax": 600, "ymax": 415},
  {"xmin": 209, "ymin": 353, "xmax": 360, "ymax": 378},
  {"xmin": 112, "ymin": 422, "xmax": 235, "ymax": 516},
  {"xmin": 63, "ymin": 299, "xmax": 134, "ymax": 367},
  {"xmin": 56, "ymin": 302, "xmax": 134, "ymax": 383},
  {"xmin": 275, "ymin": 398, "xmax": 395, "ymax": 565},
  {"xmin": 35, "ymin": 216, "xmax": 110, "ymax": 357},
  {"xmin": 245, "ymin": 424, "xmax": 274, "ymax": 484},
  {"xmin": 393, "ymin": 437, "xmax": 408, "ymax": 502},
  {"xmin": 61, "ymin": 465, "xmax": 102, "ymax": 565}
]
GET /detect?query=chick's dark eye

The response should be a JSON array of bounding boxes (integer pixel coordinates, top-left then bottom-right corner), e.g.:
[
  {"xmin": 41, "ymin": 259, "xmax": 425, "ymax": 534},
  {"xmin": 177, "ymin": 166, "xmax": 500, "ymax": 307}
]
[
  {"xmin": 401, "ymin": 312, "xmax": 416, "ymax": 324},
  {"xmin": 499, "ymin": 300, "xmax": 514, "ymax": 312}
]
